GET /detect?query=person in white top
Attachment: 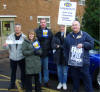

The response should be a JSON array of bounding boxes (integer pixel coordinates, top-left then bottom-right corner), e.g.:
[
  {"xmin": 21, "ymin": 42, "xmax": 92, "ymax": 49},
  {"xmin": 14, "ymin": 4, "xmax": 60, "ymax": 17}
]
[{"xmin": 3, "ymin": 23, "xmax": 26, "ymax": 90}]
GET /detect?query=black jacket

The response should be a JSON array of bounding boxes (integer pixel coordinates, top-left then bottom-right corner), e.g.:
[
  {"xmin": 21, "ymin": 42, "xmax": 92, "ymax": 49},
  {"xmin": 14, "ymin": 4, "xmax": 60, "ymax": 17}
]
[
  {"xmin": 52, "ymin": 32, "xmax": 68, "ymax": 65},
  {"xmin": 35, "ymin": 26, "xmax": 53, "ymax": 57}
]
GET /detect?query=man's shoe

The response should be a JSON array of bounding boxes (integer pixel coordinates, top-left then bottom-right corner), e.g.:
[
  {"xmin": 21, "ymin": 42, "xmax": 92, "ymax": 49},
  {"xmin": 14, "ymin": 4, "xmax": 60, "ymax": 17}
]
[
  {"xmin": 36, "ymin": 89, "xmax": 42, "ymax": 92},
  {"xmin": 25, "ymin": 90, "xmax": 32, "ymax": 92},
  {"xmin": 57, "ymin": 82, "xmax": 63, "ymax": 90},
  {"xmin": 62, "ymin": 83, "xmax": 67, "ymax": 90},
  {"xmin": 44, "ymin": 83, "xmax": 49, "ymax": 87},
  {"xmin": 72, "ymin": 90, "xmax": 79, "ymax": 92},
  {"xmin": 21, "ymin": 85, "xmax": 25, "ymax": 89},
  {"xmin": 8, "ymin": 85, "xmax": 16, "ymax": 90}
]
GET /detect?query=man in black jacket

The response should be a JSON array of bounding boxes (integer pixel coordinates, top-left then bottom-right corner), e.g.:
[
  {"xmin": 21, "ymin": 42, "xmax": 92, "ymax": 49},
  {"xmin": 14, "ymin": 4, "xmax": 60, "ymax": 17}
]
[{"xmin": 35, "ymin": 18, "xmax": 53, "ymax": 87}]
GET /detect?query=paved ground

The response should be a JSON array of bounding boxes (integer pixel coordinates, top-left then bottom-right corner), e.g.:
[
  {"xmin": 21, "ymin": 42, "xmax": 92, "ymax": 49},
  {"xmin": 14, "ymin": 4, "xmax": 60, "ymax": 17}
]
[{"xmin": 0, "ymin": 58, "xmax": 99, "ymax": 92}]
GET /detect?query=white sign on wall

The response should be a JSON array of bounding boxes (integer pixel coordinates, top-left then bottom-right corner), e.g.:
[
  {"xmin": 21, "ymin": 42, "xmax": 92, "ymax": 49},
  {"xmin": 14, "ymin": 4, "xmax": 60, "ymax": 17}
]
[{"xmin": 58, "ymin": 1, "xmax": 77, "ymax": 26}]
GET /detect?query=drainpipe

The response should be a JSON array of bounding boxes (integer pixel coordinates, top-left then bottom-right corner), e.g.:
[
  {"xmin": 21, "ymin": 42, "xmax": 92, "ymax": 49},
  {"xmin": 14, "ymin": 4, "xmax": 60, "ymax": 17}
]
[{"xmin": 0, "ymin": 21, "xmax": 2, "ymax": 49}]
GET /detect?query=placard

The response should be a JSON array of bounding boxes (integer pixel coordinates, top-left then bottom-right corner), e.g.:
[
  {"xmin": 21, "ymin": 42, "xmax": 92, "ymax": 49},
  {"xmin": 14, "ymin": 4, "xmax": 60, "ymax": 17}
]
[
  {"xmin": 42, "ymin": 30, "xmax": 48, "ymax": 37},
  {"xmin": 32, "ymin": 40, "xmax": 40, "ymax": 50},
  {"xmin": 58, "ymin": 1, "xmax": 77, "ymax": 25},
  {"xmin": 68, "ymin": 45, "xmax": 84, "ymax": 67}
]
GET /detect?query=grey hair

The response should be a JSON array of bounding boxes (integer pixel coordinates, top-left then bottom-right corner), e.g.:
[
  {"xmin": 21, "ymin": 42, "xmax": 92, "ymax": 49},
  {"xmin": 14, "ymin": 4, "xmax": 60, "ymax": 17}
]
[
  {"xmin": 15, "ymin": 23, "xmax": 21, "ymax": 27},
  {"xmin": 72, "ymin": 20, "xmax": 80, "ymax": 26}
]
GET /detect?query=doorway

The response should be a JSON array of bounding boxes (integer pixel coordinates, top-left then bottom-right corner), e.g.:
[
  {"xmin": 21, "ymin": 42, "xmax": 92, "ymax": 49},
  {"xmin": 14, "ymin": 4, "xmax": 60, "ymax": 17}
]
[{"xmin": 0, "ymin": 21, "xmax": 14, "ymax": 49}]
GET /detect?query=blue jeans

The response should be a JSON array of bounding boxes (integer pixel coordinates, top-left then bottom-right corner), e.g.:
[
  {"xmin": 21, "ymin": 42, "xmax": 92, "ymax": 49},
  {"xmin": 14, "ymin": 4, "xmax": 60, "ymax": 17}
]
[
  {"xmin": 39, "ymin": 57, "xmax": 49, "ymax": 83},
  {"xmin": 57, "ymin": 65, "xmax": 68, "ymax": 84}
]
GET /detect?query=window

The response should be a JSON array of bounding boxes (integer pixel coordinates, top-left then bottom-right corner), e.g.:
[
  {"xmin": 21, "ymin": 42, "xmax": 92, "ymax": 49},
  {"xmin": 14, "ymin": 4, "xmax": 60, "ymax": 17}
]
[
  {"xmin": 78, "ymin": 0, "xmax": 85, "ymax": 5},
  {"xmin": 37, "ymin": 16, "xmax": 51, "ymax": 28}
]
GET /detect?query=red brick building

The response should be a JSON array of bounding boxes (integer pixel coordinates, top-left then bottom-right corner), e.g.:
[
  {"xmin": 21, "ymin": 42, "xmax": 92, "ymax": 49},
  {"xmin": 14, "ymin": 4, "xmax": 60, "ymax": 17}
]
[{"xmin": 0, "ymin": 0, "xmax": 85, "ymax": 48}]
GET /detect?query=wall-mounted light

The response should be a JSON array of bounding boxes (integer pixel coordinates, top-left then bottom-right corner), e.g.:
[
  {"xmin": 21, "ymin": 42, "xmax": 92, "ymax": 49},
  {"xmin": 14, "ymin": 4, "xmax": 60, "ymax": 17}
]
[
  {"xmin": 30, "ymin": 16, "xmax": 33, "ymax": 21},
  {"xmin": 3, "ymin": 4, "xmax": 7, "ymax": 9}
]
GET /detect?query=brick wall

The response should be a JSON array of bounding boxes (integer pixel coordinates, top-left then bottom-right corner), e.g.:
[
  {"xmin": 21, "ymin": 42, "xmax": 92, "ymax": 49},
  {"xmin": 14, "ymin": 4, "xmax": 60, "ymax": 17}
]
[{"xmin": 0, "ymin": 0, "xmax": 85, "ymax": 34}]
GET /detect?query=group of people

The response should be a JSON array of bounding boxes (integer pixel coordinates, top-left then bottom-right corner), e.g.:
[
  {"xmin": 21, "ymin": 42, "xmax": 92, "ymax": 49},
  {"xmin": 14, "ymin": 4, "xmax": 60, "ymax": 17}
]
[{"xmin": 3, "ymin": 18, "xmax": 94, "ymax": 92}]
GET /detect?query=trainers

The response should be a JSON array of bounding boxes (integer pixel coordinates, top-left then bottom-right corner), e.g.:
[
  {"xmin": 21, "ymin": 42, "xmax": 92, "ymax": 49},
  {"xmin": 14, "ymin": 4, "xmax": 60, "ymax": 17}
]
[
  {"xmin": 63, "ymin": 83, "xmax": 67, "ymax": 90},
  {"xmin": 57, "ymin": 83, "xmax": 63, "ymax": 89}
]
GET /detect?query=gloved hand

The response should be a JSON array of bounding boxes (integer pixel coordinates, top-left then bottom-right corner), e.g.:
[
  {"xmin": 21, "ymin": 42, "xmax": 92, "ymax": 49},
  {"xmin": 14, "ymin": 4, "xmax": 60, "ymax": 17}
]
[{"xmin": 34, "ymin": 50, "xmax": 42, "ymax": 57}]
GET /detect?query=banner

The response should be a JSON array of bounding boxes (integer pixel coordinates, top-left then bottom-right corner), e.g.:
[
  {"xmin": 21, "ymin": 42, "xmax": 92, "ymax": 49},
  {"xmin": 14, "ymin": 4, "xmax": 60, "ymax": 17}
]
[
  {"xmin": 6, "ymin": 40, "xmax": 23, "ymax": 44},
  {"xmin": 68, "ymin": 45, "xmax": 84, "ymax": 67}
]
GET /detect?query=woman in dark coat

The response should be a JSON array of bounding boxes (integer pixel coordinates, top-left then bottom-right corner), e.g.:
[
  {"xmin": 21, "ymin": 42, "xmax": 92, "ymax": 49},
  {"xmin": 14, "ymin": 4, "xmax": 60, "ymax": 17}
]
[
  {"xmin": 22, "ymin": 30, "xmax": 42, "ymax": 92},
  {"xmin": 52, "ymin": 25, "xmax": 68, "ymax": 90}
]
